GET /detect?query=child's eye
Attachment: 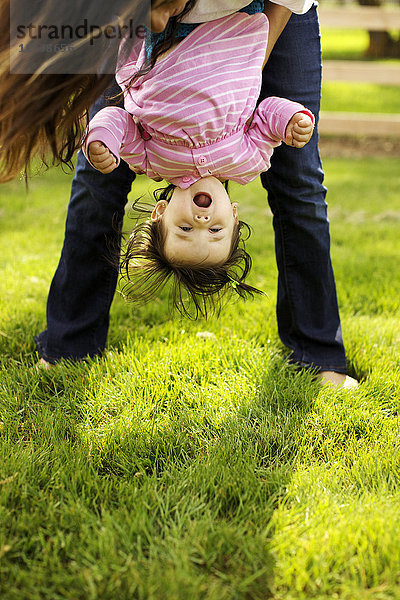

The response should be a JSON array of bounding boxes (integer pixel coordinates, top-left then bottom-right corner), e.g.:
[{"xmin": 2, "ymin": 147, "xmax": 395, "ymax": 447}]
[
  {"xmin": 209, "ymin": 228, "xmax": 222, "ymax": 233},
  {"xmin": 179, "ymin": 226, "xmax": 192, "ymax": 232}
]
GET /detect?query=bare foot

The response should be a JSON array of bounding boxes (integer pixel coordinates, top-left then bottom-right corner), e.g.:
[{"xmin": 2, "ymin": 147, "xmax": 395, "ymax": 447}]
[
  {"xmin": 317, "ymin": 370, "xmax": 359, "ymax": 389},
  {"xmin": 36, "ymin": 358, "xmax": 53, "ymax": 371}
]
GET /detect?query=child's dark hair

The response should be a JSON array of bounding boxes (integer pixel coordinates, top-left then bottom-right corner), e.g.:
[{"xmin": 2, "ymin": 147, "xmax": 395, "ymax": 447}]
[{"xmin": 119, "ymin": 184, "xmax": 263, "ymax": 319}]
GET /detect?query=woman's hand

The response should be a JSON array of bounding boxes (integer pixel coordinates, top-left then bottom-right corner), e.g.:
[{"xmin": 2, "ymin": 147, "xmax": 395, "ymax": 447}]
[
  {"xmin": 88, "ymin": 141, "xmax": 118, "ymax": 174},
  {"xmin": 285, "ymin": 113, "xmax": 314, "ymax": 148}
]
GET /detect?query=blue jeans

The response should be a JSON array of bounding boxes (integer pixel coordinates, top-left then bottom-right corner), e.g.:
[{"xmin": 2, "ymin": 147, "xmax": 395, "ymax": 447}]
[
  {"xmin": 36, "ymin": 6, "xmax": 347, "ymax": 372},
  {"xmin": 260, "ymin": 7, "xmax": 346, "ymax": 372},
  {"xmin": 35, "ymin": 87, "xmax": 135, "ymax": 363}
]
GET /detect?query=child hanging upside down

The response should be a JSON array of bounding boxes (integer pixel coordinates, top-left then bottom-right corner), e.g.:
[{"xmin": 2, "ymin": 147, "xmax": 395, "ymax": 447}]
[{"xmin": 82, "ymin": 10, "xmax": 314, "ymax": 316}]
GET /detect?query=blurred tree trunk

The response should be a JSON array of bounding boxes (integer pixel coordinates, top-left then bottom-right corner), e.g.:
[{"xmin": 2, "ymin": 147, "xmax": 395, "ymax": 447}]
[{"xmin": 358, "ymin": 0, "xmax": 400, "ymax": 58}]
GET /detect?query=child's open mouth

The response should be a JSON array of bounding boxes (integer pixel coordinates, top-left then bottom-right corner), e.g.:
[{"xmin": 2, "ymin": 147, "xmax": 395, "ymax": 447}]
[{"xmin": 193, "ymin": 193, "xmax": 212, "ymax": 208}]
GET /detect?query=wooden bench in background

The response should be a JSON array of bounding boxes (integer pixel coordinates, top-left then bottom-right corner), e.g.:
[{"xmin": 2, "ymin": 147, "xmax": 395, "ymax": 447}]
[{"xmin": 318, "ymin": 5, "xmax": 400, "ymax": 136}]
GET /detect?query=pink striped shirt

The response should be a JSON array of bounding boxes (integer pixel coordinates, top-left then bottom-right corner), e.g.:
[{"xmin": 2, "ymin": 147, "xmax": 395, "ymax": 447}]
[{"xmin": 83, "ymin": 12, "xmax": 314, "ymax": 189}]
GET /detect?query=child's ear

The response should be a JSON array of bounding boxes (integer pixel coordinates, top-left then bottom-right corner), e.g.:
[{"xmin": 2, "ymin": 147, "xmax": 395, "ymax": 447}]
[
  {"xmin": 232, "ymin": 202, "xmax": 239, "ymax": 223},
  {"xmin": 151, "ymin": 201, "xmax": 168, "ymax": 221}
]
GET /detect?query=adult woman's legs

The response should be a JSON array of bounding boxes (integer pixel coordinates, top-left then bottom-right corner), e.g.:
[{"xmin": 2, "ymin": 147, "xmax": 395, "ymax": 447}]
[
  {"xmin": 260, "ymin": 7, "xmax": 348, "ymax": 374},
  {"xmin": 35, "ymin": 84, "xmax": 135, "ymax": 363}
]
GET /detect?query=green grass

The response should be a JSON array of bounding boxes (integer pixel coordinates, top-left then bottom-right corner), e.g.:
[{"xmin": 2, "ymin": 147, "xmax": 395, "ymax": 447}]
[
  {"xmin": 321, "ymin": 81, "xmax": 400, "ymax": 113},
  {"xmin": 321, "ymin": 28, "xmax": 370, "ymax": 61},
  {"xmin": 321, "ymin": 27, "xmax": 400, "ymax": 62},
  {"xmin": 0, "ymin": 158, "xmax": 400, "ymax": 599},
  {"xmin": 320, "ymin": 28, "xmax": 400, "ymax": 114}
]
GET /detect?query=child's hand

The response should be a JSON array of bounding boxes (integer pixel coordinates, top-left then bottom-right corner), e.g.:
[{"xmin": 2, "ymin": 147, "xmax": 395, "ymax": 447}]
[
  {"xmin": 285, "ymin": 113, "xmax": 314, "ymax": 148},
  {"xmin": 88, "ymin": 141, "xmax": 117, "ymax": 174}
]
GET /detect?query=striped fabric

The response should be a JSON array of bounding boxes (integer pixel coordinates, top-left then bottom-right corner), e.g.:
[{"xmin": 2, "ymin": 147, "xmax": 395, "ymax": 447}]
[{"xmin": 83, "ymin": 12, "xmax": 314, "ymax": 189}]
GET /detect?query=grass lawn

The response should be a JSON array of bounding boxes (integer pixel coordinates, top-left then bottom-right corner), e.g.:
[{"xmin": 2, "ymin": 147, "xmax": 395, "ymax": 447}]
[{"xmin": 0, "ymin": 155, "xmax": 399, "ymax": 599}]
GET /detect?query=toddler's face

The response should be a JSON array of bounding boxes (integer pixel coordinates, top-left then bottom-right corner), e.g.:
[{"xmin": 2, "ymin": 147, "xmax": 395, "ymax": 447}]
[
  {"xmin": 151, "ymin": 177, "xmax": 239, "ymax": 267},
  {"xmin": 150, "ymin": 0, "xmax": 189, "ymax": 32}
]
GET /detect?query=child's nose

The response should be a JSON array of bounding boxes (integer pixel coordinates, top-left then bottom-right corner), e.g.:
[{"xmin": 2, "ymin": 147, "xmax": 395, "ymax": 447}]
[{"xmin": 194, "ymin": 214, "xmax": 210, "ymax": 222}]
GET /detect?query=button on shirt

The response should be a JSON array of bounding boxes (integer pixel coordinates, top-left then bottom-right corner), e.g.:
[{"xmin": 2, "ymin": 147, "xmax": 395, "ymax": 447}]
[{"xmin": 83, "ymin": 13, "xmax": 314, "ymax": 189}]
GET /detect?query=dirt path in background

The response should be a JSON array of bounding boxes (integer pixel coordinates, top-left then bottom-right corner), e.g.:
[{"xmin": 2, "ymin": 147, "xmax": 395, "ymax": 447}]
[{"xmin": 319, "ymin": 136, "xmax": 400, "ymax": 158}]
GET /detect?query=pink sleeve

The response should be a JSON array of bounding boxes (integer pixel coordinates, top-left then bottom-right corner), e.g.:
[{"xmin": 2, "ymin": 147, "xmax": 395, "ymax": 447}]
[
  {"xmin": 250, "ymin": 96, "xmax": 315, "ymax": 143},
  {"xmin": 82, "ymin": 107, "xmax": 146, "ymax": 171}
]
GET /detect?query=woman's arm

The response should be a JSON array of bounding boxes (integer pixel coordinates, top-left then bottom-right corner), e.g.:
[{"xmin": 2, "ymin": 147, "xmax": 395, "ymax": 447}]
[{"xmin": 262, "ymin": 1, "xmax": 292, "ymax": 68}]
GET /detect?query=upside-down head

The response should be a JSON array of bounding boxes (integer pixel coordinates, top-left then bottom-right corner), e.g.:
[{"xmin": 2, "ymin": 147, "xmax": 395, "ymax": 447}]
[{"xmin": 120, "ymin": 176, "xmax": 263, "ymax": 318}]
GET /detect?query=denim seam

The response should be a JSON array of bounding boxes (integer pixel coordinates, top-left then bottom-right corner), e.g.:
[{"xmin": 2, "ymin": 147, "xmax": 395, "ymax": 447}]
[{"xmin": 276, "ymin": 214, "xmax": 306, "ymax": 363}]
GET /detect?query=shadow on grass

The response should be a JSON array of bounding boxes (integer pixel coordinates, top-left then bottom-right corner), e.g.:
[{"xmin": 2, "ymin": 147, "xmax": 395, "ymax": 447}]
[{"xmin": 0, "ymin": 349, "xmax": 319, "ymax": 599}]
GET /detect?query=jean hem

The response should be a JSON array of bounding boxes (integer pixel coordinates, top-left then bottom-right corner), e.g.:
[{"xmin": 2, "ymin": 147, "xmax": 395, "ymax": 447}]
[
  {"xmin": 35, "ymin": 333, "xmax": 103, "ymax": 364},
  {"xmin": 34, "ymin": 334, "xmax": 59, "ymax": 365},
  {"xmin": 292, "ymin": 359, "xmax": 348, "ymax": 375}
]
